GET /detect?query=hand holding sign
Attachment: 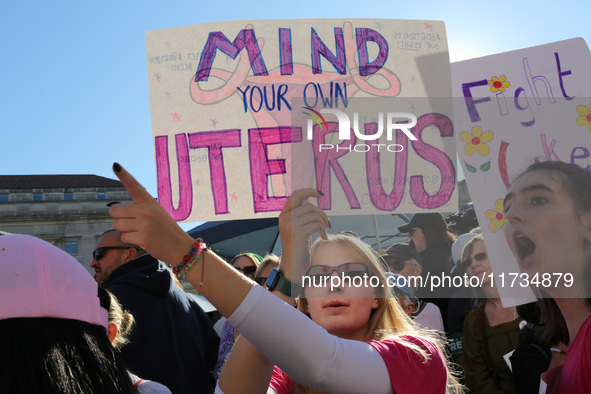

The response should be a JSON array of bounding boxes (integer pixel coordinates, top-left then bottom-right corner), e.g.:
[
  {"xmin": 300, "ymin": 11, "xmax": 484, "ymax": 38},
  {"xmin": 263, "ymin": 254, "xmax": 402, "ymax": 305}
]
[{"xmin": 278, "ymin": 188, "xmax": 329, "ymax": 282}]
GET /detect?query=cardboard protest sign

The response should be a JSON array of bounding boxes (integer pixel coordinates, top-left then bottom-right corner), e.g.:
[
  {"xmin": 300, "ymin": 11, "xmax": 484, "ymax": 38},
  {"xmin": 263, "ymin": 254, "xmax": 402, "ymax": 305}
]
[
  {"xmin": 451, "ymin": 38, "xmax": 591, "ymax": 302},
  {"xmin": 146, "ymin": 19, "xmax": 457, "ymax": 222}
]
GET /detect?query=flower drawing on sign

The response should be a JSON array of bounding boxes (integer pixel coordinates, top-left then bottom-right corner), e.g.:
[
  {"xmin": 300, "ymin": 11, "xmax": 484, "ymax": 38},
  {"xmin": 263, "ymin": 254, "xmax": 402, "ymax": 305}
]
[
  {"xmin": 576, "ymin": 104, "xmax": 591, "ymax": 132},
  {"xmin": 488, "ymin": 75, "xmax": 510, "ymax": 93},
  {"xmin": 485, "ymin": 199, "xmax": 507, "ymax": 232},
  {"xmin": 460, "ymin": 126, "xmax": 494, "ymax": 157}
]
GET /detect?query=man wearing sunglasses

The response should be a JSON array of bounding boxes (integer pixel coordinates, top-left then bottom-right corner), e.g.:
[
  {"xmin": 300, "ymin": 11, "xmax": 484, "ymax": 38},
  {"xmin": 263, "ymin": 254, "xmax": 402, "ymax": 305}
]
[
  {"xmin": 91, "ymin": 229, "xmax": 219, "ymax": 394},
  {"xmin": 384, "ymin": 243, "xmax": 445, "ymax": 334},
  {"xmin": 91, "ymin": 231, "xmax": 143, "ymax": 285}
]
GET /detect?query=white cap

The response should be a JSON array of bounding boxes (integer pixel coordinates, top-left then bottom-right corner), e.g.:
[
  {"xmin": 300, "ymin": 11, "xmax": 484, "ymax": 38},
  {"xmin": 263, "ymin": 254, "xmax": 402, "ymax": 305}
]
[{"xmin": 451, "ymin": 233, "xmax": 478, "ymax": 266}]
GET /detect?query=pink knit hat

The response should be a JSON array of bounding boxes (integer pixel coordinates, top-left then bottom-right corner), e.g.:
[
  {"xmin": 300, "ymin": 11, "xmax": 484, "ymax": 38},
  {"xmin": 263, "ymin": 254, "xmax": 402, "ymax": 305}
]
[{"xmin": 0, "ymin": 234, "xmax": 108, "ymax": 329}]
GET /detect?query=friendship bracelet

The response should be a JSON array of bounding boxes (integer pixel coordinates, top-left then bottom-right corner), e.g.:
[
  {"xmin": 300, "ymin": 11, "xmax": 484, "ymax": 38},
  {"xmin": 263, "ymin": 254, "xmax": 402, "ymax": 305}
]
[
  {"xmin": 172, "ymin": 240, "xmax": 200, "ymax": 275},
  {"xmin": 173, "ymin": 239, "xmax": 207, "ymax": 281}
]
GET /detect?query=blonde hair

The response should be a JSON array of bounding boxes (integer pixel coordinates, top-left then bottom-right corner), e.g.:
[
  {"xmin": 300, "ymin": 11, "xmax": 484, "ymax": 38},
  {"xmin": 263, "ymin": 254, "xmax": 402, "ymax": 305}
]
[
  {"xmin": 294, "ymin": 234, "xmax": 463, "ymax": 394},
  {"xmin": 107, "ymin": 291, "xmax": 135, "ymax": 349},
  {"xmin": 255, "ymin": 253, "xmax": 280, "ymax": 279}
]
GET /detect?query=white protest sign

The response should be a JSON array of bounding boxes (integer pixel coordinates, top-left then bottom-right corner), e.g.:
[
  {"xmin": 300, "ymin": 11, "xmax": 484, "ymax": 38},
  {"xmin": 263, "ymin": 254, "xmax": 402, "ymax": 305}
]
[
  {"xmin": 451, "ymin": 38, "xmax": 591, "ymax": 302},
  {"xmin": 146, "ymin": 19, "xmax": 457, "ymax": 222}
]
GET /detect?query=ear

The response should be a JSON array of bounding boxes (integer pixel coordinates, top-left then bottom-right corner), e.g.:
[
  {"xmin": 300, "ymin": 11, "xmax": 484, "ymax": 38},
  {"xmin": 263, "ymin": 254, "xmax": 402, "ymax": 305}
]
[
  {"xmin": 415, "ymin": 264, "xmax": 423, "ymax": 276},
  {"xmin": 124, "ymin": 247, "xmax": 138, "ymax": 262},
  {"xmin": 107, "ymin": 322, "xmax": 118, "ymax": 344},
  {"xmin": 371, "ymin": 297, "xmax": 379, "ymax": 310}
]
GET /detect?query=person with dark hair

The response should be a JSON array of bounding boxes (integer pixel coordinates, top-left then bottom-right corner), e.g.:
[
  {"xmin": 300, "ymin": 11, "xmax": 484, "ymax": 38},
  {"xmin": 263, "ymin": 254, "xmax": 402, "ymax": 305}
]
[
  {"xmin": 503, "ymin": 160, "xmax": 591, "ymax": 393},
  {"xmin": 92, "ymin": 229, "xmax": 219, "ymax": 394},
  {"xmin": 398, "ymin": 213, "xmax": 457, "ymax": 332},
  {"xmin": 0, "ymin": 234, "xmax": 134, "ymax": 394}
]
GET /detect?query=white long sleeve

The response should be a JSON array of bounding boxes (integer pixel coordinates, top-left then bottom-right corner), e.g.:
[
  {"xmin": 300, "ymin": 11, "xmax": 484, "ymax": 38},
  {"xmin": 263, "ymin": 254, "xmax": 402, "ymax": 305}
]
[{"xmin": 227, "ymin": 285, "xmax": 394, "ymax": 394}]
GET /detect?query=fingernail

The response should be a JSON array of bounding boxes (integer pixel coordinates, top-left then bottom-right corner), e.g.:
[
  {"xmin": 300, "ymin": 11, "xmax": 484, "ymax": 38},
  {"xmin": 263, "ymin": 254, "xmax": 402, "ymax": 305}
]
[
  {"xmin": 317, "ymin": 190, "xmax": 325, "ymax": 196},
  {"xmin": 106, "ymin": 202, "xmax": 120, "ymax": 207},
  {"xmin": 113, "ymin": 162, "xmax": 122, "ymax": 172}
]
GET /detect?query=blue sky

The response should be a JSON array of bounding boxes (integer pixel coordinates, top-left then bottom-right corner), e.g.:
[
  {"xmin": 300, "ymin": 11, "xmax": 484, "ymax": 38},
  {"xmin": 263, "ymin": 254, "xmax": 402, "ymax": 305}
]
[{"xmin": 1, "ymin": 0, "xmax": 588, "ymax": 230}]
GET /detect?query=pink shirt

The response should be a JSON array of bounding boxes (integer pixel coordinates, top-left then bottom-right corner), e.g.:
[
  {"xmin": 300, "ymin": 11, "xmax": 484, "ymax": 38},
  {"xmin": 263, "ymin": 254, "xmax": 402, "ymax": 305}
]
[
  {"xmin": 269, "ymin": 335, "xmax": 447, "ymax": 394},
  {"xmin": 542, "ymin": 314, "xmax": 591, "ymax": 394}
]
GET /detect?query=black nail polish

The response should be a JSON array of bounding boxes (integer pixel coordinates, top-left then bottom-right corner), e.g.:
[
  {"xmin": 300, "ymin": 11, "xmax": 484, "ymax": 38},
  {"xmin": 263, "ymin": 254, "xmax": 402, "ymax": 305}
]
[
  {"xmin": 317, "ymin": 190, "xmax": 325, "ymax": 196},
  {"xmin": 106, "ymin": 202, "xmax": 120, "ymax": 207},
  {"xmin": 113, "ymin": 162, "xmax": 122, "ymax": 172}
]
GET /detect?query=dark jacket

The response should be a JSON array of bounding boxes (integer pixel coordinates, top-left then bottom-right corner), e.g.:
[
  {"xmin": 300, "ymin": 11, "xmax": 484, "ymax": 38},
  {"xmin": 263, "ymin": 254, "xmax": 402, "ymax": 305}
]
[
  {"xmin": 104, "ymin": 254, "xmax": 219, "ymax": 394},
  {"xmin": 416, "ymin": 246, "xmax": 454, "ymax": 333}
]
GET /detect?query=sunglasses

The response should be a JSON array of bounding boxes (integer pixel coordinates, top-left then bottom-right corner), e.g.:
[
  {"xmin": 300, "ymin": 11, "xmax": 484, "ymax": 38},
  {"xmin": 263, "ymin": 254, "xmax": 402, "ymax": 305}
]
[
  {"xmin": 462, "ymin": 252, "xmax": 488, "ymax": 267},
  {"xmin": 408, "ymin": 228, "xmax": 419, "ymax": 236},
  {"xmin": 234, "ymin": 265, "xmax": 257, "ymax": 276},
  {"xmin": 304, "ymin": 262, "xmax": 370, "ymax": 284},
  {"xmin": 92, "ymin": 246, "xmax": 135, "ymax": 261},
  {"xmin": 385, "ymin": 258, "xmax": 408, "ymax": 272},
  {"xmin": 255, "ymin": 276, "xmax": 268, "ymax": 286}
]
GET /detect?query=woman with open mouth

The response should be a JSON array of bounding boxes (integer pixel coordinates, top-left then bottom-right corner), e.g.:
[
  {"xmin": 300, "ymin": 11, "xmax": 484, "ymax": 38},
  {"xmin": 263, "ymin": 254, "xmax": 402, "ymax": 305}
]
[
  {"xmin": 108, "ymin": 163, "xmax": 463, "ymax": 394},
  {"xmin": 503, "ymin": 161, "xmax": 591, "ymax": 393}
]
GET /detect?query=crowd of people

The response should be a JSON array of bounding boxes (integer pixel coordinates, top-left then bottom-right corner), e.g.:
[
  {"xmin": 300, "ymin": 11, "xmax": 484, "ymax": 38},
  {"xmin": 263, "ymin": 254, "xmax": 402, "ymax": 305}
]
[{"xmin": 1, "ymin": 160, "xmax": 589, "ymax": 393}]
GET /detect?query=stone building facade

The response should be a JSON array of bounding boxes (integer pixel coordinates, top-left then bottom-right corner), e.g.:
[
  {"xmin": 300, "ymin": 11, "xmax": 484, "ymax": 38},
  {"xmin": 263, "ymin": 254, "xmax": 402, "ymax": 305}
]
[{"xmin": 0, "ymin": 175, "xmax": 131, "ymax": 273}]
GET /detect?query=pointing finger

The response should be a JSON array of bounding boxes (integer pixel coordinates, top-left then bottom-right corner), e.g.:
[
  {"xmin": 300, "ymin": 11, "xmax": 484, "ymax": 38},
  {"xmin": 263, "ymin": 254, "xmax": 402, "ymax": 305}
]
[{"xmin": 112, "ymin": 163, "xmax": 153, "ymax": 204}]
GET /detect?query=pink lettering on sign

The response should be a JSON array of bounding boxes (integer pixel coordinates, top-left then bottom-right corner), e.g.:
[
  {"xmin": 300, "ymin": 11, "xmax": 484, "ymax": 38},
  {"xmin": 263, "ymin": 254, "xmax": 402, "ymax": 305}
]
[
  {"xmin": 248, "ymin": 126, "xmax": 303, "ymax": 213},
  {"xmin": 155, "ymin": 134, "xmax": 193, "ymax": 221},
  {"xmin": 539, "ymin": 134, "xmax": 562, "ymax": 162},
  {"xmin": 312, "ymin": 122, "xmax": 361, "ymax": 210},
  {"xmin": 365, "ymin": 124, "xmax": 409, "ymax": 211},
  {"xmin": 188, "ymin": 130, "xmax": 242, "ymax": 215},
  {"xmin": 409, "ymin": 113, "xmax": 455, "ymax": 208}
]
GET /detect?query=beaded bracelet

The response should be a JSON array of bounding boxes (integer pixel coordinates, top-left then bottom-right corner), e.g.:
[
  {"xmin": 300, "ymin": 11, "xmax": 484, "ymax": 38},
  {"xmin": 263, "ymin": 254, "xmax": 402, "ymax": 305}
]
[{"xmin": 173, "ymin": 239, "xmax": 207, "ymax": 283}]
